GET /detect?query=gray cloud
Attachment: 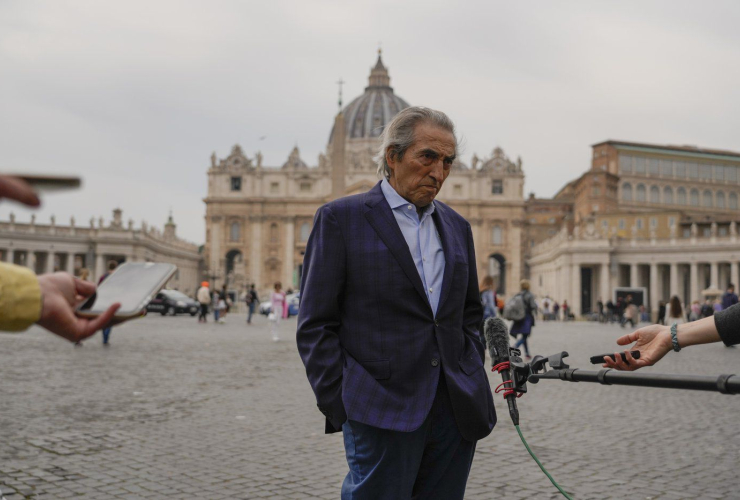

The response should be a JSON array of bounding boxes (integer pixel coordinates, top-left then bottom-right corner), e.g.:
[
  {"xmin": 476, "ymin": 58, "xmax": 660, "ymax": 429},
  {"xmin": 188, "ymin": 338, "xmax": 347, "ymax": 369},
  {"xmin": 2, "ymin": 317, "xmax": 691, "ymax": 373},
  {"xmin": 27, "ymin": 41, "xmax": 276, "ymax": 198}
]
[{"xmin": 1, "ymin": 0, "xmax": 739, "ymax": 243}]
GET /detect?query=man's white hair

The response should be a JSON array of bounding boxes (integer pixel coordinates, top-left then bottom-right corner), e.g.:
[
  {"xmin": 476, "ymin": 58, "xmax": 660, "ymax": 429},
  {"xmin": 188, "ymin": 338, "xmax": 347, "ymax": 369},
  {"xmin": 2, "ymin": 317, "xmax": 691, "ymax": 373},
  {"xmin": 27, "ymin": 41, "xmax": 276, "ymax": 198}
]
[{"xmin": 374, "ymin": 106, "xmax": 457, "ymax": 180}]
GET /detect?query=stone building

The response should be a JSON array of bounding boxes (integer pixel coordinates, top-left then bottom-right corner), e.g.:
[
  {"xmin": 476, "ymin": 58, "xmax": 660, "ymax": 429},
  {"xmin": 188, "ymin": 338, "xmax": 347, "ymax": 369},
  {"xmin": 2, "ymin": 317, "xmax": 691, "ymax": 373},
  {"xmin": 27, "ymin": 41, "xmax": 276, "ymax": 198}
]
[
  {"xmin": 528, "ymin": 140, "xmax": 740, "ymax": 319},
  {"xmin": 204, "ymin": 51, "xmax": 527, "ymax": 297},
  {"xmin": 0, "ymin": 209, "xmax": 202, "ymax": 295}
]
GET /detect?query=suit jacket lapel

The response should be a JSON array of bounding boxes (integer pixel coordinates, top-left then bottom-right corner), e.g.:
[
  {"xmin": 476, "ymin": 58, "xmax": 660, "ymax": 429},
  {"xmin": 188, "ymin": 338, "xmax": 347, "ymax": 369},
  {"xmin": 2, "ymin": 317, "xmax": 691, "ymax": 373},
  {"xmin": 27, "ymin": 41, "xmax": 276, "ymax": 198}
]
[
  {"xmin": 364, "ymin": 183, "xmax": 431, "ymax": 312},
  {"xmin": 432, "ymin": 203, "xmax": 457, "ymax": 314}
]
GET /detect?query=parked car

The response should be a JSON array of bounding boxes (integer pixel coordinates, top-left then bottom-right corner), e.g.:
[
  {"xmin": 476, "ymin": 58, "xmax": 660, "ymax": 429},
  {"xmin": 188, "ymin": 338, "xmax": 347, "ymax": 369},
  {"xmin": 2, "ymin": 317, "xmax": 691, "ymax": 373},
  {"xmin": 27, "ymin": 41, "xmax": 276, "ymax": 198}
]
[
  {"xmin": 259, "ymin": 292, "xmax": 300, "ymax": 317},
  {"xmin": 147, "ymin": 290, "xmax": 200, "ymax": 316}
]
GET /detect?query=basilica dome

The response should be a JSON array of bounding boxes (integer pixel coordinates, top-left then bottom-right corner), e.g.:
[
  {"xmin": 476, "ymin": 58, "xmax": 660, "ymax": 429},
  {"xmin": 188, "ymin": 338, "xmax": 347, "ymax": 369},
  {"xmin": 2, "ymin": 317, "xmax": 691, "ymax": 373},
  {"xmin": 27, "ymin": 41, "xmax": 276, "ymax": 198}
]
[{"xmin": 329, "ymin": 51, "xmax": 410, "ymax": 145}]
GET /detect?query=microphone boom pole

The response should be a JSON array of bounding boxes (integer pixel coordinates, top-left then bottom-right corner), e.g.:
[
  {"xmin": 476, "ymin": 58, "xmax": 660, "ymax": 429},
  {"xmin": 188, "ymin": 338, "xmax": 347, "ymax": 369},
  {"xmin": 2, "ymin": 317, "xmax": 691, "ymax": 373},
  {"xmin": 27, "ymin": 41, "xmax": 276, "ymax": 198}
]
[{"xmin": 529, "ymin": 367, "xmax": 739, "ymax": 395}]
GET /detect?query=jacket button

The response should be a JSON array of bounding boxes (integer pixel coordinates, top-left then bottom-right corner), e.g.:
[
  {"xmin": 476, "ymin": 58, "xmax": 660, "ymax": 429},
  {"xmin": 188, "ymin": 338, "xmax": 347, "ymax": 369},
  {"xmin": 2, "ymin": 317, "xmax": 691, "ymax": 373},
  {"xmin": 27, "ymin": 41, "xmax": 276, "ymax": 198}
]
[
  {"xmin": 434, "ymin": 320, "xmax": 439, "ymax": 327},
  {"xmin": 431, "ymin": 358, "xmax": 439, "ymax": 367}
]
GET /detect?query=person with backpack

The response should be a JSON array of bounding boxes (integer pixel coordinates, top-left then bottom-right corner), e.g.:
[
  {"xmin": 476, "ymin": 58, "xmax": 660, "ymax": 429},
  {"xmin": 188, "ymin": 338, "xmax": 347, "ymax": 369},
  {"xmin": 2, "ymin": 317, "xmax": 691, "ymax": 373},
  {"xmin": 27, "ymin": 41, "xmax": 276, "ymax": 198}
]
[{"xmin": 504, "ymin": 279, "xmax": 537, "ymax": 360}]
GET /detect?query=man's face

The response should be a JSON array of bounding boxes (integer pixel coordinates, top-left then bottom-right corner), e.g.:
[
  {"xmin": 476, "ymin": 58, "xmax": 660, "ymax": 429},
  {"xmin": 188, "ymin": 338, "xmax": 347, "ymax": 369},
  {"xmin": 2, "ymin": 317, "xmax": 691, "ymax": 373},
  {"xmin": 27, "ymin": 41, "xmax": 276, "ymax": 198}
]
[{"xmin": 386, "ymin": 122, "xmax": 456, "ymax": 208}]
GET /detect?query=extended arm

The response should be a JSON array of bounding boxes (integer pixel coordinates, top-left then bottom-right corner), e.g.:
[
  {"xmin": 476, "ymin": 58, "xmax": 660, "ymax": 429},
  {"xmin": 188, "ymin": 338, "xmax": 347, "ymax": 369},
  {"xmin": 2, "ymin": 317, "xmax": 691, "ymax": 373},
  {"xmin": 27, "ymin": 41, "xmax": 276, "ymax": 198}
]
[
  {"xmin": 603, "ymin": 305, "xmax": 738, "ymax": 371},
  {"xmin": 296, "ymin": 205, "xmax": 347, "ymax": 431}
]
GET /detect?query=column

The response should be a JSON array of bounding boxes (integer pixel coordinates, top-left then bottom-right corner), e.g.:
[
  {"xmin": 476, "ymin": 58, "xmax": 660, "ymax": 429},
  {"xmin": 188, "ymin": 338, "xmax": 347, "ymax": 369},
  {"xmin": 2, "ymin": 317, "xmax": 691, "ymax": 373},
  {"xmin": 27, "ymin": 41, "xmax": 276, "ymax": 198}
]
[
  {"xmin": 710, "ymin": 262, "xmax": 719, "ymax": 289},
  {"xmin": 210, "ymin": 217, "xmax": 221, "ymax": 287},
  {"xmin": 732, "ymin": 262, "xmax": 739, "ymax": 289},
  {"xmin": 690, "ymin": 262, "xmax": 698, "ymax": 303},
  {"xmin": 630, "ymin": 264, "xmax": 639, "ymax": 288},
  {"xmin": 650, "ymin": 263, "xmax": 659, "ymax": 322},
  {"xmin": 571, "ymin": 263, "xmax": 580, "ymax": 317},
  {"xmin": 669, "ymin": 263, "xmax": 679, "ymax": 297},
  {"xmin": 284, "ymin": 217, "xmax": 295, "ymax": 288},
  {"xmin": 46, "ymin": 250, "xmax": 55, "ymax": 273},
  {"xmin": 95, "ymin": 254, "xmax": 105, "ymax": 282},
  {"xmin": 66, "ymin": 253, "xmax": 75, "ymax": 274},
  {"xmin": 6, "ymin": 248, "xmax": 14, "ymax": 264},
  {"xmin": 28, "ymin": 251, "xmax": 37, "ymax": 273},
  {"xmin": 251, "ymin": 217, "xmax": 262, "ymax": 289},
  {"xmin": 600, "ymin": 262, "xmax": 610, "ymax": 303}
]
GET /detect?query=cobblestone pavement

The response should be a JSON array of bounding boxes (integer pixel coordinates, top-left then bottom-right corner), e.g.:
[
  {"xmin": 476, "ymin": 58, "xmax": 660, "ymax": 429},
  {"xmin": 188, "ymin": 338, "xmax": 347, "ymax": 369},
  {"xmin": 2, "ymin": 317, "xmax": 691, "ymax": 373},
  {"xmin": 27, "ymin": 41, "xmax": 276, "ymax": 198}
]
[{"xmin": 1, "ymin": 313, "xmax": 739, "ymax": 499}]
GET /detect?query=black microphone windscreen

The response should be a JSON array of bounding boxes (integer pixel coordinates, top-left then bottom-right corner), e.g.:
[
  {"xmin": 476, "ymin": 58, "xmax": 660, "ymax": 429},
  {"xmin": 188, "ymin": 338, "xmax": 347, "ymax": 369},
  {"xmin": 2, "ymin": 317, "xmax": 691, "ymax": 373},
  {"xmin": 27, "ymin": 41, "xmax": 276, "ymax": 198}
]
[{"xmin": 484, "ymin": 317, "xmax": 510, "ymax": 364}]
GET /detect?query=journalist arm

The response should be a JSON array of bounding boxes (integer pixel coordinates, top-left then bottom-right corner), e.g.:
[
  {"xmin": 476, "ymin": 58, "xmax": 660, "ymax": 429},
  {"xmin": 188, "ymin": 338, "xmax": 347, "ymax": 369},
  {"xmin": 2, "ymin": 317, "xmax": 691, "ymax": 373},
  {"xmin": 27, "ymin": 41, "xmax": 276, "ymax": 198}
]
[{"xmin": 604, "ymin": 302, "xmax": 740, "ymax": 371}]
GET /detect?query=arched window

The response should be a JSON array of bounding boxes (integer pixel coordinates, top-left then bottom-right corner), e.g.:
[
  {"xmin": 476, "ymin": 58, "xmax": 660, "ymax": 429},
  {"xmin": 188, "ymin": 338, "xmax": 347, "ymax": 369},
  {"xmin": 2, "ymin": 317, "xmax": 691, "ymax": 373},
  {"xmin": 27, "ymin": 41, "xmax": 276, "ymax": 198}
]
[
  {"xmin": 702, "ymin": 190, "xmax": 713, "ymax": 207},
  {"xmin": 677, "ymin": 187, "xmax": 687, "ymax": 205},
  {"xmin": 690, "ymin": 188, "xmax": 699, "ymax": 206},
  {"xmin": 300, "ymin": 222, "xmax": 311, "ymax": 242},
  {"xmin": 730, "ymin": 193, "xmax": 738, "ymax": 210},
  {"xmin": 270, "ymin": 223, "xmax": 279, "ymax": 243},
  {"xmin": 636, "ymin": 184, "xmax": 646, "ymax": 202},
  {"xmin": 650, "ymin": 185, "xmax": 660, "ymax": 203},
  {"xmin": 622, "ymin": 183, "xmax": 632, "ymax": 201},
  {"xmin": 663, "ymin": 186, "xmax": 673, "ymax": 204},
  {"xmin": 492, "ymin": 225, "xmax": 503, "ymax": 245},
  {"xmin": 230, "ymin": 222, "xmax": 240, "ymax": 241},
  {"xmin": 716, "ymin": 191, "xmax": 726, "ymax": 209}
]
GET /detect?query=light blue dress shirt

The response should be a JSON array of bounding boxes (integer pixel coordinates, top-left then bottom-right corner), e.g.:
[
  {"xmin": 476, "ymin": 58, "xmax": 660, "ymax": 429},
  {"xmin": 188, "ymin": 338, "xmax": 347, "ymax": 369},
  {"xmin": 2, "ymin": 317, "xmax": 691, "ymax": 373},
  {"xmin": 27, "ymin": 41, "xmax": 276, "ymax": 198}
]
[{"xmin": 381, "ymin": 179, "xmax": 446, "ymax": 316}]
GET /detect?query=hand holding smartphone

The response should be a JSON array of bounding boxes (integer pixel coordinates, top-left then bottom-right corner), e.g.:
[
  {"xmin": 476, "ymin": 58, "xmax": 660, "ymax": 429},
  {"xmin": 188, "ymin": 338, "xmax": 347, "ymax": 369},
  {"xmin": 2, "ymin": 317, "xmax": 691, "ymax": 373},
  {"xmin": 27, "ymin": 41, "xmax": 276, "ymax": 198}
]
[{"xmin": 77, "ymin": 262, "xmax": 177, "ymax": 320}]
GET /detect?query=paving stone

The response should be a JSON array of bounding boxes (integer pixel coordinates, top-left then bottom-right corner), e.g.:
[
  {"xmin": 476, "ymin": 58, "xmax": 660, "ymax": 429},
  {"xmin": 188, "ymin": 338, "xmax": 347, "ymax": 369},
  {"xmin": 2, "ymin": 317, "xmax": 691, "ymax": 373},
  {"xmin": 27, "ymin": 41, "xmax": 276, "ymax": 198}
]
[{"xmin": 1, "ymin": 315, "xmax": 738, "ymax": 498}]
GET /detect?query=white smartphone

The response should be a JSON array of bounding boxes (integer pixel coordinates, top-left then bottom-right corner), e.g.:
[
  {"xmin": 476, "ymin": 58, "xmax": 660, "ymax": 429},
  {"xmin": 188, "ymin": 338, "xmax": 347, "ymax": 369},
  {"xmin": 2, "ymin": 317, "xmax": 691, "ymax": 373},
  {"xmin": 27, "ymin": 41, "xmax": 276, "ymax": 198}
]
[{"xmin": 77, "ymin": 262, "xmax": 177, "ymax": 319}]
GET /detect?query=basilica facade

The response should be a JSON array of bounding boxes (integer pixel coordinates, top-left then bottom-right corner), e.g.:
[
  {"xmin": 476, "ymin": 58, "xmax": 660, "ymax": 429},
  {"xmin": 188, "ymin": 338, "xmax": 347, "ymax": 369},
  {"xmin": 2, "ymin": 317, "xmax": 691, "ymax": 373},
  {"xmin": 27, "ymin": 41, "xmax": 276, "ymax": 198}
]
[{"xmin": 203, "ymin": 52, "xmax": 527, "ymax": 297}]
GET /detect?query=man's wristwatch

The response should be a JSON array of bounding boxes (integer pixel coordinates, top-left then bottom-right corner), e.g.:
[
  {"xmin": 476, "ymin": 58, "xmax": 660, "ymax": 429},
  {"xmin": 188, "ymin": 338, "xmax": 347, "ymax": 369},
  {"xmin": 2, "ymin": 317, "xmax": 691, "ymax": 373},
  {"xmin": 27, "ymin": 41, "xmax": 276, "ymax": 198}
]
[{"xmin": 670, "ymin": 323, "xmax": 681, "ymax": 352}]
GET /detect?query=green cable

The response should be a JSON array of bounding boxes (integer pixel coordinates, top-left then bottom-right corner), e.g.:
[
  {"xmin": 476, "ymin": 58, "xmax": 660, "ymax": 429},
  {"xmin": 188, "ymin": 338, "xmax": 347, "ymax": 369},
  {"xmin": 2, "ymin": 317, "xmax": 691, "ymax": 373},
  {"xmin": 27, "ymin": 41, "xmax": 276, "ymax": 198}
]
[{"xmin": 515, "ymin": 424, "xmax": 574, "ymax": 500}]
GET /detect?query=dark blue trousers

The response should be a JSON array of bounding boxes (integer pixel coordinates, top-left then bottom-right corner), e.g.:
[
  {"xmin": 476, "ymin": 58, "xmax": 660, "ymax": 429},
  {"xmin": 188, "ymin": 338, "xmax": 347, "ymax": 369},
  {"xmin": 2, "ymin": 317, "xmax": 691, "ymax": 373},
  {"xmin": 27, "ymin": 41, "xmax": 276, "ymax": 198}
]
[{"xmin": 340, "ymin": 373, "xmax": 476, "ymax": 499}]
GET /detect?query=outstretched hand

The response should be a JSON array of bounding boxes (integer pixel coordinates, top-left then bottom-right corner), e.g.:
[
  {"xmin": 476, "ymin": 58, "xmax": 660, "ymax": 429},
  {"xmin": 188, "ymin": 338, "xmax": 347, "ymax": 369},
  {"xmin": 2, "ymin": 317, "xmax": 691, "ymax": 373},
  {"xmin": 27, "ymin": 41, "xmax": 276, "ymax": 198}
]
[
  {"xmin": 36, "ymin": 272, "xmax": 121, "ymax": 343},
  {"xmin": 602, "ymin": 324, "xmax": 673, "ymax": 371}
]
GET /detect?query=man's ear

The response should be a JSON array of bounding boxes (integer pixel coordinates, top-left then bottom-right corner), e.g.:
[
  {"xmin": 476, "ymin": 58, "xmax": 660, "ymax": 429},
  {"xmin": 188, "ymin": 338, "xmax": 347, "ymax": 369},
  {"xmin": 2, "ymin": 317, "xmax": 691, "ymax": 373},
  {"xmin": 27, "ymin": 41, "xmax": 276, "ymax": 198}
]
[{"xmin": 385, "ymin": 147, "xmax": 396, "ymax": 174}]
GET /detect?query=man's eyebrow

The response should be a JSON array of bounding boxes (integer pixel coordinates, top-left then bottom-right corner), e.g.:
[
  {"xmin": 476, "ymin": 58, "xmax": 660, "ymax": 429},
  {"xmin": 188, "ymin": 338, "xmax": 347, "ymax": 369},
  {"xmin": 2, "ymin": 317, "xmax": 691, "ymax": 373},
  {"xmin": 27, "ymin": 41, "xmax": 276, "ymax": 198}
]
[
  {"xmin": 419, "ymin": 148, "xmax": 440, "ymax": 157},
  {"xmin": 445, "ymin": 154, "xmax": 456, "ymax": 162}
]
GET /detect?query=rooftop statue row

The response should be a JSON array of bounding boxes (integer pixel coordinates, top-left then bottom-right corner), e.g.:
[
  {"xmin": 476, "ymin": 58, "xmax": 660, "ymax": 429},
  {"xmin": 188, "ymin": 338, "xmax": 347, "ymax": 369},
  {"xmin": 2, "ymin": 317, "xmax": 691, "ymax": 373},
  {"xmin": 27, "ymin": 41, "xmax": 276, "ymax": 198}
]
[{"xmin": 210, "ymin": 144, "xmax": 524, "ymax": 175}]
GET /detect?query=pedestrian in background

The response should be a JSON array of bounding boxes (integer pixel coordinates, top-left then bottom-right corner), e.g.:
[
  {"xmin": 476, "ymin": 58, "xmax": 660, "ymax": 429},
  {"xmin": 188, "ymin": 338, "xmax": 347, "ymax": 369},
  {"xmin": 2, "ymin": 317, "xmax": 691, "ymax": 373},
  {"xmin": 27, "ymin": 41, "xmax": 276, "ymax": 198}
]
[
  {"xmin": 553, "ymin": 301, "xmax": 560, "ymax": 320},
  {"xmin": 269, "ymin": 282, "xmax": 286, "ymax": 341},
  {"xmin": 606, "ymin": 299, "xmax": 615, "ymax": 323},
  {"xmin": 664, "ymin": 295, "xmax": 685, "ymax": 325},
  {"xmin": 657, "ymin": 301, "xmax": 666, "ymax": 325},
  {"xmin": 689, "ymin": 301, "xmax": 701, "ymax": 321},
  {"xmin": 561, "ymin": 300, "xmax": 569, "ymax": 321},
  {"xmin": 245, "ymin": 284, "xmax": 259, "ymax": 324},
  {"xmin": 196, "ymin": 281, "xmax": 210, "ymax": 322},
  {"xmin": 212, "ymin": 291, "xmax": 221, "ymax": 323},
  {"xmin": 98, "ymin": 260, "xmax": 118, "ymax": 346},
  {"xmin": 221, "ymin": 284, "xmax": 230, "ymax": 317},
  {"xmin": 217, "ymin": 295, "xmax": 227, "ymax": 324},
  {"xmin": 713, "ymin": 298, "xmax": 723, "ymax": 313},
  {"xmin": 721, "ymin": 283, "xmax": 738, "ymax": 310},
  {"xmin": 700, "ymin": 299, "xmax": 714, "ymax": 319},
  {"xmin": 510, "ymin": 279, "xmax": 537, "ymax": 360},
  {"xmin": 479, "ymin": 275, "xmax": 497, "ymax": 350}
]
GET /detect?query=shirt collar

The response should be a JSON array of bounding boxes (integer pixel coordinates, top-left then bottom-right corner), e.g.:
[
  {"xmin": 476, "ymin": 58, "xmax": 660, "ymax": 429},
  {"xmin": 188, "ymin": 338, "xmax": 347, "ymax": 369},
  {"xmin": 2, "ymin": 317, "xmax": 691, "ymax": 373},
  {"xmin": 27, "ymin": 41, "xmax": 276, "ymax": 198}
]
[{"xmin": 380, "ymin": 178, "xmax": 436, "ymax": 216}]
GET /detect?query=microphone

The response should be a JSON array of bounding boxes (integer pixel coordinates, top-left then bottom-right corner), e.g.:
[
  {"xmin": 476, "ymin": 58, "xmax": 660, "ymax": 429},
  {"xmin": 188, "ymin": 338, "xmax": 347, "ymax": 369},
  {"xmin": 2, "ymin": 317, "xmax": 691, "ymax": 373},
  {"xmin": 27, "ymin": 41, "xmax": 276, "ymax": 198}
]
[{"xmin": 484, "ymin": 317, "xmax": 519, "ymax": 425}]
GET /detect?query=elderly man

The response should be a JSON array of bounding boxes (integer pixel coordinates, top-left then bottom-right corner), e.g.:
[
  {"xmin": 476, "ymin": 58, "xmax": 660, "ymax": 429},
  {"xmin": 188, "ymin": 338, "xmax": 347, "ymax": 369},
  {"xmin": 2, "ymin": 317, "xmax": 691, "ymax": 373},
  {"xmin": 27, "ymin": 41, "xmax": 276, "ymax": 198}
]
[{"xmin": 297, "ymin": 107, "xmax": 495, "ymax": 499}]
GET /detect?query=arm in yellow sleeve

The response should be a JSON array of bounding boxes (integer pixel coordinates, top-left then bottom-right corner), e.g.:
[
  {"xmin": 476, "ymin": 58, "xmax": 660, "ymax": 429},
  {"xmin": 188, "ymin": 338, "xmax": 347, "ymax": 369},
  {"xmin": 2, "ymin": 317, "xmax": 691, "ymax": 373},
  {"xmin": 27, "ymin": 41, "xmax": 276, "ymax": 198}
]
[{"xmin": 0, "ymin": 262, "xmax": 43, "ymax": 331}]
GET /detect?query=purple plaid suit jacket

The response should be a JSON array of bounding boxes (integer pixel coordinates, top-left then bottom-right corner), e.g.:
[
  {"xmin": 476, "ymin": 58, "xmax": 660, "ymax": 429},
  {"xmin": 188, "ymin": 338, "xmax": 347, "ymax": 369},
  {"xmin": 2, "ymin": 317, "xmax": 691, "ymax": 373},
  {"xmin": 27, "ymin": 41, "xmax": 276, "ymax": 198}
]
[{"xmin": 297, "ymin": 181, "xmax": 496, "ymax": 442}]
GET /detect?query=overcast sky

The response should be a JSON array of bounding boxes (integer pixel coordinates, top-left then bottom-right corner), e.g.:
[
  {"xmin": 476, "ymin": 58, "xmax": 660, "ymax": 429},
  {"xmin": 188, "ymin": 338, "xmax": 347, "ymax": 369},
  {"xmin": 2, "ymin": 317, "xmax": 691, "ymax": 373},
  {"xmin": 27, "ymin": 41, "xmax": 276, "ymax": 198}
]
[{"xmin": 1, "ymin": 0, "xmax": 739, "ymax": 243}]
